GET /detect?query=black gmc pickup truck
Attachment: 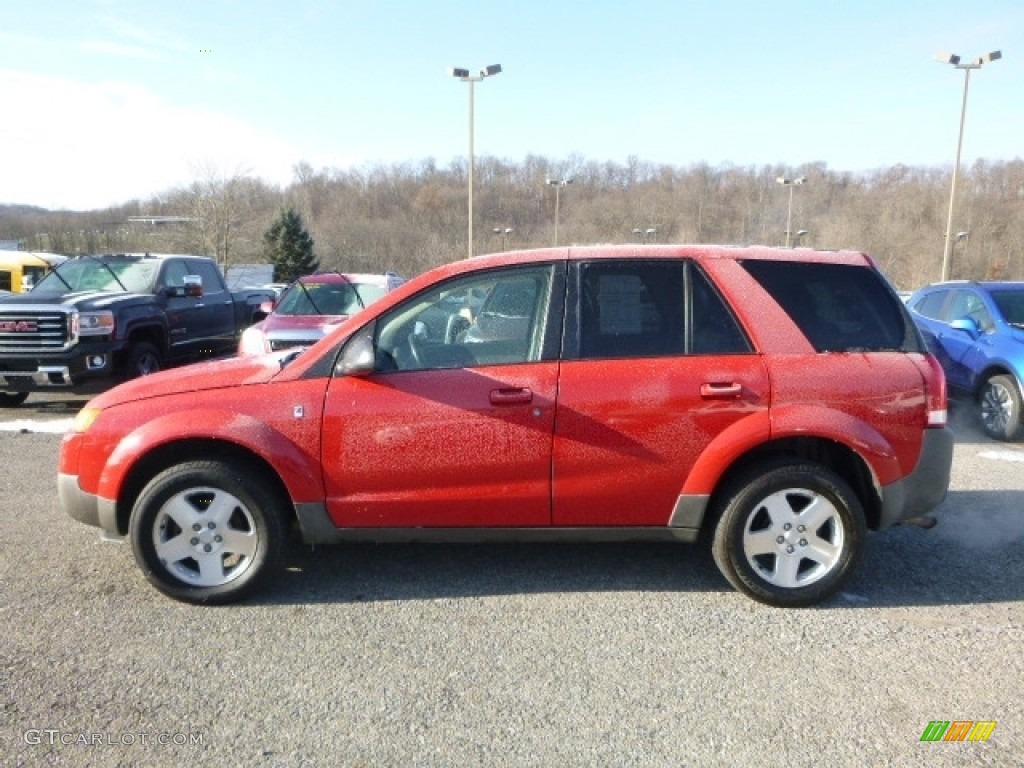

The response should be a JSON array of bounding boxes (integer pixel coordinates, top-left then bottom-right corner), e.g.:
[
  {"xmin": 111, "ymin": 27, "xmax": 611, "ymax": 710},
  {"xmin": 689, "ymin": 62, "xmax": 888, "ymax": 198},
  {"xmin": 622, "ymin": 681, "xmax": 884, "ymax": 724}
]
[{"xmin": 0, "ymin": 253, "xmax": 273, "ymax": 406}]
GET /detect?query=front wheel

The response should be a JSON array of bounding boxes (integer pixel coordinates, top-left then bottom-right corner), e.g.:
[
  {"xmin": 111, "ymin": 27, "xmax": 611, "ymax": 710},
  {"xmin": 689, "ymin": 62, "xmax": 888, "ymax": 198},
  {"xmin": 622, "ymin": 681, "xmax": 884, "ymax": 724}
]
[
  {"xmin": 127, "ymin": 341, "xmax": 161, "ymax": 378},
  {"xmin": 979, "ymin": 374, "xmax": 1023, "ymax": 441},
  {"xmin": 711, "ymin": 460, "xmax": 867, "ymax": 608},
  {"xmin": 129, "ymin": 460, "xmax": 286, "ymax": 604},
  {"xmin": 0, "ymin": 392, "xmax": 29, "ymax": 407}
]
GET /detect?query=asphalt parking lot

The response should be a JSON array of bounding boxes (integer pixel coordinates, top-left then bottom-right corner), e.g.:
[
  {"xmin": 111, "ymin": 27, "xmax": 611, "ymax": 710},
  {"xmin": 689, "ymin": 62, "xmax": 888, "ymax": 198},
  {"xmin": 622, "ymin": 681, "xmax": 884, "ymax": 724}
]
[{"xmin": 2, "ymin": 393, "xmax": 1022, "ymax": 767}]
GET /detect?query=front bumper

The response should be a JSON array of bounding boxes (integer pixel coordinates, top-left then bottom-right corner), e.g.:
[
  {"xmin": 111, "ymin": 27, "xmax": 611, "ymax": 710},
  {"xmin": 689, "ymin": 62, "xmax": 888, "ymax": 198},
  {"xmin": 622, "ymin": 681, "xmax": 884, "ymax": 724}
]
[
  {"xmin": 0, "ymin": 340, "xmax": 128, "ymax": 392},
  {"xmin": 878, "ymin": 427, "xmax": 955, "ymax": 529},
  {"xmin": 58, "ymin": 473, "xmax": 119, "ymax": 534}
]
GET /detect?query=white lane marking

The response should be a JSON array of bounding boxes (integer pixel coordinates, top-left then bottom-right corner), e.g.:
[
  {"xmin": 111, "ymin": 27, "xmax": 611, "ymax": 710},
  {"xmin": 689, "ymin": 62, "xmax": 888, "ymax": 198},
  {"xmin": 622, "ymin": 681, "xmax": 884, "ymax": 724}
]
[
  {"xmin": 0, "ymin": 419, "xmax": 75, "ymax": 434},
  {"xmin": 978, "ymin": 450, "xmax": 1024, "ymax": 464}
]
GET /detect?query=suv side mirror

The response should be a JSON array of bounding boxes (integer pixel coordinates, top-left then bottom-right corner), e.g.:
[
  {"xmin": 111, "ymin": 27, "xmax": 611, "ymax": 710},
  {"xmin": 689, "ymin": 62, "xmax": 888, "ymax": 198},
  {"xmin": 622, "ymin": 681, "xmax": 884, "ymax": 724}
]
[
  {"xmin": 950, "ymin": 316, "xmax": 979, "ymax": 339},
  {"xmin": 336, "ymin": 327, "xmax": 376, "ymax": 377},
  {"xmin": 183, "ymin": 275, "xmax": 203, "ymax": 298}
]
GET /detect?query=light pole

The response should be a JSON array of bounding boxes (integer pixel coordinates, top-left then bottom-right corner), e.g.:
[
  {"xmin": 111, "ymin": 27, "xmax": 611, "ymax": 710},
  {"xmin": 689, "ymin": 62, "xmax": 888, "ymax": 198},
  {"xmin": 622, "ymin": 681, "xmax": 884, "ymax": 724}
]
[
  {"xmin": 449, "ymin": 63, "xmax": 502, "ymax": 258},
  {"xmin": 950, "ymin": 231, "xmax": 970, "ymax": 279},
  {"xmin": 632, "ymin": 227, "xmax": 657, "ymax": 243},
  {"xmin": 492, "ymin": 227, "xmax": 512, "ymax": 250},
  {"xmin": 935, "ymin": 50, "xmax": 1001, "ymax": 282},
  {"xmin": 776, "ymin": 176, "xmax": 806, "ymax": 247},
  {"xmin": 546, "ymin": 178, "xmax": 573, "ymax": 246}
]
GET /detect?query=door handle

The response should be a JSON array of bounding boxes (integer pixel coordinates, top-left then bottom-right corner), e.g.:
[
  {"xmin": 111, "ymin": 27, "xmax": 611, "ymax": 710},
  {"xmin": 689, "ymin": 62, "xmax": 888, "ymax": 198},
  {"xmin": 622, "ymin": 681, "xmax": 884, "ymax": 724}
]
[
  {"xmin": 490, "ymin": 388, "xmax": 533, "ymax": 405},
  {"xmin": 700, "ymin": 382, "xmax": 743, "ymax": 399}
]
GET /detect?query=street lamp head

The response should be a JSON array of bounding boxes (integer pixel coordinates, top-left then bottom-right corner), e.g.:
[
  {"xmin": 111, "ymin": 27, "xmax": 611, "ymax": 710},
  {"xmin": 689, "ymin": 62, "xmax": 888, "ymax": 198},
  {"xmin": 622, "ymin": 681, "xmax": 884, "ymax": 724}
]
[
  {"xmin": 935, "ymin": 52, "xmax": 960, "ymax": 65},
  {"xmin": 481, "ymin": 64, "xmax": 502, "ymax": 77},
  {"xmin": 449, "ymin": 67, "xmax": 470, "ymax": 78},
  {"xmin": 776, "ymin": 176, "xmax": 806, "ymax": 186},
  {"xmin": 956, "ymin": 231, "xmax": 970, "ymax": 241},
  {"xmin": 546, "ymin": 177, "xmax": 573, "ymax": 187}
]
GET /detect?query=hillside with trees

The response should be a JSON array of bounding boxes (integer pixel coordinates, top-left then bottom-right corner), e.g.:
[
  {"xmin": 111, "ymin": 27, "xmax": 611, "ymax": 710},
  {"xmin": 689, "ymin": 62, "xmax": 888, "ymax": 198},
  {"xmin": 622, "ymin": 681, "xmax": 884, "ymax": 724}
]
[{"xmin": 1, "ymin": 154, "xmax": 1022, "ymax": 289}]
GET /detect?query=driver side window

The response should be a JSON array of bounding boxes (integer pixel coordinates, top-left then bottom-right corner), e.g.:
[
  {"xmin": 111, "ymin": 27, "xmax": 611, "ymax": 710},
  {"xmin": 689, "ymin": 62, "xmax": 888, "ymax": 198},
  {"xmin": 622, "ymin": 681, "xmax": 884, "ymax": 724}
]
[{"xmin": 374, "ymin": 266, "xmax": 554, "ymax": 372}]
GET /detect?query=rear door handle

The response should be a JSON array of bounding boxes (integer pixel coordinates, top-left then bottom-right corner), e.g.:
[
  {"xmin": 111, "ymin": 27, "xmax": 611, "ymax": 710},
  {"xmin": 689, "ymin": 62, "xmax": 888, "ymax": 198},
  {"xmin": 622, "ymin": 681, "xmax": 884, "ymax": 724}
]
[
  {"xmin": 700, "ymin": 382, "xmax": 743, "ymax": 399},
  {"xmin": 490, "ymin": 387, "xmax": 533, "ymax": 405}
]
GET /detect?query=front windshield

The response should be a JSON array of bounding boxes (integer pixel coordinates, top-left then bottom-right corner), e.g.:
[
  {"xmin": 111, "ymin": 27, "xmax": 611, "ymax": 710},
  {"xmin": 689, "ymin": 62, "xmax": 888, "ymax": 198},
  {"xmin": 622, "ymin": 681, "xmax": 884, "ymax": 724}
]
[
  {"xmin": 31, "ymin": 258, "xmax": 158, "ymax": 295},
  {"xmin": 275, "ymin": 280, "xmax": 365, "ymax": 316},
  {"xmin": 991, "ymin": 289, "xmax": 1024, "ymax": 328}
]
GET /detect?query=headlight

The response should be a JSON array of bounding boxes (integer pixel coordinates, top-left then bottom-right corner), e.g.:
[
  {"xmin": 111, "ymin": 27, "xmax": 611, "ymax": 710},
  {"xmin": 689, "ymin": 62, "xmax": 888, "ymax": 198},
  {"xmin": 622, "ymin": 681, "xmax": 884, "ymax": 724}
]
[
  {"xmin": 238, "ymin": 326, "xmax": 269, "ymax": 356},
  {"xmin": 77, "ymin": 311, "xmax": 115, "ymax": 336},
  {"xmin": 71, "ymin": 407, "xmax": 101, "ymax": 433}
]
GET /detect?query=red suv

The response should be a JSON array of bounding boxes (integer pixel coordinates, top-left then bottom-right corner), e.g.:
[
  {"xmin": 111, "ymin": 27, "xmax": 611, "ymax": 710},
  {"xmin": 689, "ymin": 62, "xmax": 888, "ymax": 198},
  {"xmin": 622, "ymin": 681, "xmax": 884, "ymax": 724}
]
[
  {"xmin": 59, "ymin": 246, "xmax": 953, "ymax": 607},
  {"xmin": 238, "ymin": 271, "xmax": 405, "ymax": 356}
]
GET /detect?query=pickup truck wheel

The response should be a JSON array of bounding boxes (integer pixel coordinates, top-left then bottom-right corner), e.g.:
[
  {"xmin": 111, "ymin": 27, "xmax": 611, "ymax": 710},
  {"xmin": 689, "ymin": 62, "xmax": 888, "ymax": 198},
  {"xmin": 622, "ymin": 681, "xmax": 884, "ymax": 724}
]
[
  {"xmin": 128, "ymin": 342, "xmax": 161, "ymax": 377},
  {"xmin": 129, "ymin": 460, "xmax": 286, "ymax": 604},
  {"xmin": 711, "ymin": 460, "xmax": 866, "ymax": 608},
  {"xmin": 979, "ymin": 374, "xmax": 1023, "ymax": 441},
  {"xmin": 0, "ymin": 392, "xmax": 29, "ymax": 407}
]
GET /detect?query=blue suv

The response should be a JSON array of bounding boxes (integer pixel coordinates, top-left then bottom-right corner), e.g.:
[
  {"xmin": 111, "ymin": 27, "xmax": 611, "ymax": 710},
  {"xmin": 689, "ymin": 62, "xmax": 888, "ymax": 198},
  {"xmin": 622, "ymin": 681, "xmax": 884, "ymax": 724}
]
[{"xmin": 908, "ymin": 281, "xmax": 1024, "ymax": 440}]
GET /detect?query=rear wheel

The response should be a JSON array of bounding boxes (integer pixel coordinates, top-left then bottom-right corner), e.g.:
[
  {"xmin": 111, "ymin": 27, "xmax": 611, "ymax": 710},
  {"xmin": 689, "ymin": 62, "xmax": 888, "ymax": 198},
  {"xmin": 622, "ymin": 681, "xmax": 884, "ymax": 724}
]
[
  {"xmin": 711, "ymin": 460, "xmax": 867, "ymax": 608},
  {"xmin": 129, "ymin": 460, "xmax": 286, "ymax": 604},
  {"xmin": 0, "ymin": 392, "xmax": 29, "ymax": 407},
  {"xmin": 979, "ymin": 374, "xmax": 1023, "ymax": 441}
]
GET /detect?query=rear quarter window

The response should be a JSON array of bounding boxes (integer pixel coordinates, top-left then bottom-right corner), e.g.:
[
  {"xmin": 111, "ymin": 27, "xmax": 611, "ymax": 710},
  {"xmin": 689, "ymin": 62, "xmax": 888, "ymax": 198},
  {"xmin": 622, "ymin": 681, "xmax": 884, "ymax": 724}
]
[{"xmin": 740, "ymin": 260, "xmax": 921, "ymax": 353}]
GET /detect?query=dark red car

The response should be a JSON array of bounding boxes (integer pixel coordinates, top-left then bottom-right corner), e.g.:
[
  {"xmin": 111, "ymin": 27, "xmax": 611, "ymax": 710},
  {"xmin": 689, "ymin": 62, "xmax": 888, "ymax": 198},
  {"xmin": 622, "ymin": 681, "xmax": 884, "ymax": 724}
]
[
  {"xmin": 238, "ymin": 271, "xmax": 405, "ymax": 356},
  {"xmin": 60, "ymin": 245, "xmax": 953, "ymax": 607}
]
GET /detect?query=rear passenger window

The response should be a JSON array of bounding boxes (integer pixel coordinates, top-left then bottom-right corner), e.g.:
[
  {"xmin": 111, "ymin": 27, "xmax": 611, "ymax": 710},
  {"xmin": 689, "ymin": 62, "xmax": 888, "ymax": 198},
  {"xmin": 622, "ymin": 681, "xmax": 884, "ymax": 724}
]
[
  {"xmin": 576, "ymin": 260, "xmax": 750, "ymax": 359},
  {"xmin": 740, "ymin": 260, "xmax": 917, "ymax": 353},
  {"xmin": 913, "ymin": 290, "xmax": 949, "ymax": 320}
]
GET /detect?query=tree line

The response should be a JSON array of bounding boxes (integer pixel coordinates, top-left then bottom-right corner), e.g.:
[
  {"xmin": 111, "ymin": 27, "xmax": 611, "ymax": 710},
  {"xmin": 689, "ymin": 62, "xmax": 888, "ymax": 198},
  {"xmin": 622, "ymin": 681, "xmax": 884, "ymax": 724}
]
[{"xmin": 2, "ymin": 154, "xmax": 1023, "ymax": 290}]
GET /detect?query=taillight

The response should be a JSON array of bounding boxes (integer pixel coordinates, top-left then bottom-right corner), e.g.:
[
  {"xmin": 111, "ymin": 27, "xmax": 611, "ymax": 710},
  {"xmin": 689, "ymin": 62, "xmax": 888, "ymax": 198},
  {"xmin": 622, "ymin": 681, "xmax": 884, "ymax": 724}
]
[{"xmin": 914, "ymin": 353, "xmax": 948, "ymax": 427}]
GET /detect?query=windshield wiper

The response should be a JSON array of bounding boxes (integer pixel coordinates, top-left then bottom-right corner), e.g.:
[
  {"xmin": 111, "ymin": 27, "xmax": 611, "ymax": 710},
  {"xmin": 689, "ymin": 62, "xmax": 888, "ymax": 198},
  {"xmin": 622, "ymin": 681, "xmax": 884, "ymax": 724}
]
[
  {"xmin": 46, "ymin": 264, "xmax": 74, "ymax": 291},
  {"xmin": 83, "ymin": 256, "xmax": 128, "ymax": 291},
  {"xmin": 278, "ymin": 348, "xmax": 306, "ymax": 369},
  {"xmin": 296, "ymin": 281, "xmax": 323, "ymax": 315}
]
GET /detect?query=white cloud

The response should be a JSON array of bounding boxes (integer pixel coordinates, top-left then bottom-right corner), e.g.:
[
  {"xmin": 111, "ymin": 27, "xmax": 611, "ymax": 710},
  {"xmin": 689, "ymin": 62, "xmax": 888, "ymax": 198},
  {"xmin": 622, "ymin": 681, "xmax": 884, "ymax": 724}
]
[{"xmin": 0, "ymin": 70, "xmax": 302, "ymax": 210}]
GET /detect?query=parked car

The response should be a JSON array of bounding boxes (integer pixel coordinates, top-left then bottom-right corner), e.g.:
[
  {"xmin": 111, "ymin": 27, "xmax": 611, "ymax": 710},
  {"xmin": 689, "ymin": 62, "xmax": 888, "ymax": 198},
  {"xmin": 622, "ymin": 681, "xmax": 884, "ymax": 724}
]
[
  {"xmin": 238, "ymin": 272, "xmax": 405, "ymax": 356},
  {"xmin": 907, "ymin": 280, "xmax": 1024, "ymax": 440},
  {"xmin": 60, "ymin": 245, "xmax": 953, "ymax": 608},
  {"xmin": 0, "ymin": 253, "xmax": 274, "ymax": 406}
]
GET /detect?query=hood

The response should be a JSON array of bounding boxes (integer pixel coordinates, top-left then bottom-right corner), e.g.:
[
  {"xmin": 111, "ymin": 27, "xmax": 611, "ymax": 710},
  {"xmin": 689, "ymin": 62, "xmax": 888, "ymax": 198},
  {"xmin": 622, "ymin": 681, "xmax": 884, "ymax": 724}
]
[
  {"xmin": 262, "ymin": 312, "xmax": 351, "ymax": 334},
  {"xmin": 0, "ymin": 290, "xmax": 153, "ymax": 309},
  {"xmin": 89, "ymin": 352, "xmax": 288, "ymax": 409}
]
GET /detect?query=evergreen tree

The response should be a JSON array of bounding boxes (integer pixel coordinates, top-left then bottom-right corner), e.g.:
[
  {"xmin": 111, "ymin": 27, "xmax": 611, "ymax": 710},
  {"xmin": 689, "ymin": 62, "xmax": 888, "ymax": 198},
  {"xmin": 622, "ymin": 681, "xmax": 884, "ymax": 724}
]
[{"xmin": 262, "ymin": 206, "xmax": 318, "ymax": 282}]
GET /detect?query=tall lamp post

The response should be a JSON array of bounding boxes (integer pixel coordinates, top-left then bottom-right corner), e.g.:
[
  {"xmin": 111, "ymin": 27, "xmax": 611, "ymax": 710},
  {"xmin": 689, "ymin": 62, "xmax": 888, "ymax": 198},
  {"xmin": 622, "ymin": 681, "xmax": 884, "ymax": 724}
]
[
  {"xmin": 450, "ymin": 63, "xmax": 502, "ymax": 258},
  {"xmin": 492, "ymin": 227, "xmax": 512, "ymax": 250},
  {"xmin": 546, "ymin": 178, "xmax": 573, "ymax": 246},
  {"xmin": 776, "ymin": 176, "xmax": 806, "ymax": 247},
  {"xmin": 935, "ymin": 50, "xmax": 1001, "ymax": 282}
]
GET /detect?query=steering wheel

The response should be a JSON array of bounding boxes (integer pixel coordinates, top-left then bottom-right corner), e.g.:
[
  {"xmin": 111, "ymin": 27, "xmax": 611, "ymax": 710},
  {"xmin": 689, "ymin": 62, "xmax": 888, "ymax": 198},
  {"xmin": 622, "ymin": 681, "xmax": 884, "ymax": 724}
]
[{"xmin": 407, "ymin": 331, "xmax": 426, "ymax": 368}]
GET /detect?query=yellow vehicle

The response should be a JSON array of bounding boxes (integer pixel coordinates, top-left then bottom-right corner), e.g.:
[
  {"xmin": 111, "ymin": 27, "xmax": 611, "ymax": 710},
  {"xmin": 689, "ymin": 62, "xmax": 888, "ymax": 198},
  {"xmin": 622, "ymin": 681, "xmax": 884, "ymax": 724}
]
[{"xmin": 0, "ymin": 252, "xmax": 65, "ymax": 293}]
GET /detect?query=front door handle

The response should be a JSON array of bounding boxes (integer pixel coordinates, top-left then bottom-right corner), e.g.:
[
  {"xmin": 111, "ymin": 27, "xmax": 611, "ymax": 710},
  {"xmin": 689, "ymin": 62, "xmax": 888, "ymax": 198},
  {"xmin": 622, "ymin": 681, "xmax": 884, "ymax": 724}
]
[
  {"xmin": 700, "ymin": 382, "xmax": 743, "ymax": 399},
  {"xmin": 490, "ymin": 388, "xmax": 533, "ymax": 405}
]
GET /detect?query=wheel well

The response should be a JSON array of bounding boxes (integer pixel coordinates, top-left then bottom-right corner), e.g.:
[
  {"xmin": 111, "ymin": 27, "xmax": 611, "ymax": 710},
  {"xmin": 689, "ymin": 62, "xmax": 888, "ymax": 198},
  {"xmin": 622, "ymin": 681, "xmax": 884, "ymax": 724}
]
[
  {"xmin": 974, "ymin": 365, "xmax": 1019, "ymax": 399},
  {"xmin": 114, "ymin": 438, "xmax": 296, "ymax": 535},
  {"xmin": 707, "ymin": 437, "xmax": 882, "ymax": 531}
]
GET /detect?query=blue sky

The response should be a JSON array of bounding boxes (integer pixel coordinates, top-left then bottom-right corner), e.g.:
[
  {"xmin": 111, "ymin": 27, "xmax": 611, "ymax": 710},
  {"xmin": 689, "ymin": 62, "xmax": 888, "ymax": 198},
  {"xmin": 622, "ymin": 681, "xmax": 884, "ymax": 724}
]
[{"xmin": 1, "ymin": 0, "xmax": 1020, "ymax": 210}]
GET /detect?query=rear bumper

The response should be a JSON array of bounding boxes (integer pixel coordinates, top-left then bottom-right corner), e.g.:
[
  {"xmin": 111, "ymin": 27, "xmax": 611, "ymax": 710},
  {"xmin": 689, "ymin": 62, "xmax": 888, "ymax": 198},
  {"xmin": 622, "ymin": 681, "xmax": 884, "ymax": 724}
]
[{"xmin": 879, "ymin": 427, "xmax": 955, "ymax": 528}]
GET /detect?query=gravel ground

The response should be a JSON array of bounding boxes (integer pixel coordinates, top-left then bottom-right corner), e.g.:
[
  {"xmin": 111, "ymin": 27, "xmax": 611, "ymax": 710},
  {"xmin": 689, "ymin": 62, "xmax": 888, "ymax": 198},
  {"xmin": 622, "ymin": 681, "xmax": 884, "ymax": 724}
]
[{"xmin": 1, "ymin": 398, "xmax": 1022, "ymax": 767}]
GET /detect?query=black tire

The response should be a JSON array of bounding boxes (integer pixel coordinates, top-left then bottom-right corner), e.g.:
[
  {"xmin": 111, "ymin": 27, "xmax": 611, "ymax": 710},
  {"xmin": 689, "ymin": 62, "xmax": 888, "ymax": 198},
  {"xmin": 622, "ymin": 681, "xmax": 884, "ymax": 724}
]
[
  {"xmin": 129, "ymin": 460, "xmax": 286, "ymax": 605},
  {"xmin": 0, "ymin": 391, "xmax": 29, "ymax": 407},
  {"xmin": 127, "ymin": 341, "xmax": 161, "ymax": 378},
  {"xmin": 978, "ymin": 374, "xmax": 1023, "ymax": 441},
  {"xmin": 711, "ymin": 460, "xmax": 867, "ymax": 608}
]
